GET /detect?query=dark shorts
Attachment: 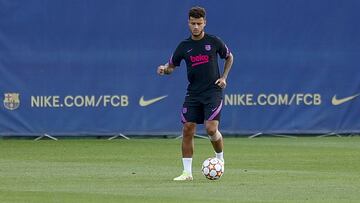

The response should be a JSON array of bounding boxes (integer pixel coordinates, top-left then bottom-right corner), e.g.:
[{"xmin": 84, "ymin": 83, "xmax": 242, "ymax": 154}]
[{"xmin": 181, "ymin": 90, "xmax": 223, "ymax": 124}]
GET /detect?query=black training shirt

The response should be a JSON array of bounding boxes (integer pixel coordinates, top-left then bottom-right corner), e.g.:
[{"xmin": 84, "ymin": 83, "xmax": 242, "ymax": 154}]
[{"xmin": 169, "ymin": 33, "xmax": 231, "ymax": 94}]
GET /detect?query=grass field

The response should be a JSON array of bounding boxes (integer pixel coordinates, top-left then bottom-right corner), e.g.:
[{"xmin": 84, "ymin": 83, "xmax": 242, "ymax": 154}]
[{"xmin": 0, "ymin": 137, "xmax": 359, "ymax": 202}]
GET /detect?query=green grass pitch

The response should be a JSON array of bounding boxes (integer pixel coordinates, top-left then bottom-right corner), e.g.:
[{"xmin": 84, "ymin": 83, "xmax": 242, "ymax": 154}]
[{"xmin": 0, "ymin": 137, "xmax": 359, "ymax": 202}]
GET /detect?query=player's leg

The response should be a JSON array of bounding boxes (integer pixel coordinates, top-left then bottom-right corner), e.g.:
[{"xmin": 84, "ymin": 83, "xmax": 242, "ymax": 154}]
[
  {"xmin": 205, "ymin": 120, "xmax": 224, "ymax": 162},
  {"xmin": 181, "ymin": 122, "xmax": 196, "ymax": 176},
  {"xmin": 174, "ymin": 99, "xmax": 203, "ymax": 181},
  {"xmin": 182, "ymin": 122, "xmax": 196, "ymax": 158},
  {"xmin": 174, "ymin": 122, "xmax": 196, "ymax": 181},
  {"xmin": 204, "ymin": 93, "xmax": 224, "ymax": 162}
]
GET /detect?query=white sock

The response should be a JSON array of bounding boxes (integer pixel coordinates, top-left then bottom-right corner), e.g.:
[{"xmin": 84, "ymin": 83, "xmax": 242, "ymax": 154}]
[
  {"xmin": 215, "ymin": 151, "xmax": 224, "ymax": 161},
  {"xmin": 182, "ymin": 158, "xmax": 192, "ymax": 174}
]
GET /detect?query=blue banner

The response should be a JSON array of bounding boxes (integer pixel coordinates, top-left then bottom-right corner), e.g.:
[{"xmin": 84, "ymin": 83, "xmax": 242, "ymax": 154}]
[{"xmin": 1, "ymin": 0, "xmax": 360, "ymax": 136}]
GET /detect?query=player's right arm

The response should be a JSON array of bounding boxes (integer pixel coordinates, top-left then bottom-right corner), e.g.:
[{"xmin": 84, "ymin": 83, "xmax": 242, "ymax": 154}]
[
  {"xmin": 157, "ymin": 63, "xmax": 176, "ymax": 75},
  {"xmin": 158, "ymin": 42, "xmax": 183, "ymax": 76}
]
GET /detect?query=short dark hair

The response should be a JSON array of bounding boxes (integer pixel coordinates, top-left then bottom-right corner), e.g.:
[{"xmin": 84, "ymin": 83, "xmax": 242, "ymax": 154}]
[{"xmin": 189, "ymin": 6, "xmax": 206, "ymax": 19}]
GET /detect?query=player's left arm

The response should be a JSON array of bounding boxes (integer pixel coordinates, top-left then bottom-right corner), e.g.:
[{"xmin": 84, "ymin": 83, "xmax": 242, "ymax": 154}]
[{"xmin": 215, "ymin": 52, "xmax": 233, "ymax": 89}]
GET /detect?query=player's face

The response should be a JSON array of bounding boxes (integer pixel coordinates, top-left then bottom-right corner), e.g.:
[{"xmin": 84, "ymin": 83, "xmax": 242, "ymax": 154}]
[{"xmin": 188, "ymin": 17, "xmax": 206, "ymax": 37}]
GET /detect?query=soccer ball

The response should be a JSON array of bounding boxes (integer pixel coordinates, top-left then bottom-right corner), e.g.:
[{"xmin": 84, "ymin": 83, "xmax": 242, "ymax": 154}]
[{"xmin": 201, "ymin": 158, "xmax": 224, "ymax": 180}]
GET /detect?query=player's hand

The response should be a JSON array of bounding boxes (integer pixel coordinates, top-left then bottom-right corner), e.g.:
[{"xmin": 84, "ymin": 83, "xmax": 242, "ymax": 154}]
[
  {"xmin": 157, "ymin": 65, "xmax": 166, "ymax": 75},
  {"xmin": 215, "ymin": 77, "xmax": 227, "ymax": 89}
]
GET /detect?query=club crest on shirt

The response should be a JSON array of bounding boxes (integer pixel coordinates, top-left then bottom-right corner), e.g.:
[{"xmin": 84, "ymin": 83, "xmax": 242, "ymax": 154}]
[{"xmin": 205, "ymin": 45, "xmax": 211, "ymax": 51}]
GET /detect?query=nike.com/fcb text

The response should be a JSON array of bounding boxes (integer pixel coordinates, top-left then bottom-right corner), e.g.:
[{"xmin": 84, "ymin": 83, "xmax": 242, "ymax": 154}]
[
  {"xmin": 31, "ymin": 95, "xmax": 129, "ymax": 108},
  {"xmin": 225, "ymin": 93, "xmax": 321, "ymax": 106}
]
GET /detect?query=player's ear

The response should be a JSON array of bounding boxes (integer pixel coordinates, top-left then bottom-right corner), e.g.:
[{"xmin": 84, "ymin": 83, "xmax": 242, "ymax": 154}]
[{"xmin": 204, "ymin": 19, "xmax": 207, "ymax": 27}]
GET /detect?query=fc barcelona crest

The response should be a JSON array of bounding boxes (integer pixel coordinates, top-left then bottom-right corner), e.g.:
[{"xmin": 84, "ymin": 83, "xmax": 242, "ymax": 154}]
[
  {"xmin": 205, "ymin": 44, "xmax": 211, "ymax": 51},
  {"xmin": 3, "ymin": 93, "xmax": 20, "ymax": 110}
]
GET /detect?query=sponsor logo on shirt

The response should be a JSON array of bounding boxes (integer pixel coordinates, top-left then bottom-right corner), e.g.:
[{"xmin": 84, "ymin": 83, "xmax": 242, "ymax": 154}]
[{"xmin": 190, "ymin": 54, "xmax": 209, "ymax": 67}]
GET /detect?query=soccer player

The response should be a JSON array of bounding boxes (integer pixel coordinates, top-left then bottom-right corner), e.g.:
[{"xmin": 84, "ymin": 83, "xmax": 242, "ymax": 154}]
[{"xmin": 157, "ymin": 6, "xmax": 234, "ymax": 181}]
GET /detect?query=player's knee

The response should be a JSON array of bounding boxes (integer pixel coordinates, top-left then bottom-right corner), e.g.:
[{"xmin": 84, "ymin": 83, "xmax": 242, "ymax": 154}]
[
  {"xmin": 206, "ymin": 126, "xmax": 217, "ymax": 136},
  {"xmin": 183, "ymin": 123, "xmax": 196, "ymax": 135},
  {"xmin": 205, "ymin": 120, "xmax": 219, "ymax": 135},
  {"xmin": 208, "ymin": 130, "xmax": 222, "ymax": 141}
]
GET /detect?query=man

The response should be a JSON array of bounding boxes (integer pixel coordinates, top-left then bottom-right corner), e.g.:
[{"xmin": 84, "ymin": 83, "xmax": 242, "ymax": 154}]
[{"xmin": 157, "ymin": 6, "xmax": 233, "ymax": 181}]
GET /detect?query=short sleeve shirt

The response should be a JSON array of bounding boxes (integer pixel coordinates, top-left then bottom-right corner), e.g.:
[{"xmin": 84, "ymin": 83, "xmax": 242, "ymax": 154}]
[{"xmin": 169, "ymin": 34, "xmax": 231, "ymax": 94}]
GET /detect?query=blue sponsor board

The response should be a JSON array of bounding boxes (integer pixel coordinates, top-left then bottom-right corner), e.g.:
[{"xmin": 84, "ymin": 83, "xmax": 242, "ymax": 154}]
[{"xmin": 1, "ymin": 0, "xmax": 360, "ymax": 135}]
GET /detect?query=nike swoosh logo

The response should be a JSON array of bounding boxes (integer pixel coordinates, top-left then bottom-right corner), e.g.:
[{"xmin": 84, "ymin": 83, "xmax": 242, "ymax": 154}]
[
  {"xmin": 139, "ymin": 95, "xmax": 168, "ymax": 107},
  {"xmin": 331, "ymin": 94, "xmax": 360, "ymax": 105}
]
